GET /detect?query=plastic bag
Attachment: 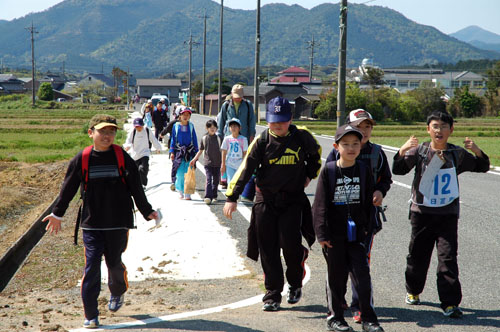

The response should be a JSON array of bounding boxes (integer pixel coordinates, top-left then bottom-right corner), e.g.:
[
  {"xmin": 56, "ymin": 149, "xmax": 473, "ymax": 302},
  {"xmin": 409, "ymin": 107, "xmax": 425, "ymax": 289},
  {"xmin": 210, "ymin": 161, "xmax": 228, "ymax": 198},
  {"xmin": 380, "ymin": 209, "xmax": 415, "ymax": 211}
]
[{"xmin": 184, "ymin": 166, "xmax": 196, "ymax": 195}]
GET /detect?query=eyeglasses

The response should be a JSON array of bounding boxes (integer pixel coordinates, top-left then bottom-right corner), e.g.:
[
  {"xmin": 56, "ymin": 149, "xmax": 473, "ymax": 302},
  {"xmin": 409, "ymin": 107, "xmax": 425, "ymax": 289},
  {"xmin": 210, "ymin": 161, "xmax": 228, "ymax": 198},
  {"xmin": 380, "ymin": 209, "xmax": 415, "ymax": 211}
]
[{"xmin": 430, "ymin": 124, "xmax": 450, "ymax": 131}]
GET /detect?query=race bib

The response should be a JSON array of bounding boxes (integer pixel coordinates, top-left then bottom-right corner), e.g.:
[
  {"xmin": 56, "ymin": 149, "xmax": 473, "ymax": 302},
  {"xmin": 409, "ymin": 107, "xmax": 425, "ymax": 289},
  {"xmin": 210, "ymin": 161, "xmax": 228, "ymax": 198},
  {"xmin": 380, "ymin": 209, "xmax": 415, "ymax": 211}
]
[{"xmin": 421, "ymin": 167, "xmax": 459, "ymax": 207}]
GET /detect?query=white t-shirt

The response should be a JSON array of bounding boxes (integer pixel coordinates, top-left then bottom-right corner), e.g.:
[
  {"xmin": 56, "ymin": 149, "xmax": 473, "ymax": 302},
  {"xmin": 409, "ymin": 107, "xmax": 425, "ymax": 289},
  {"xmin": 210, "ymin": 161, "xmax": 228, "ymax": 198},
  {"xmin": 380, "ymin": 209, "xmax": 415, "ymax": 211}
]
[{"xmin": 221, "ymin": 135, "xmax": 248, "ymax": 169}]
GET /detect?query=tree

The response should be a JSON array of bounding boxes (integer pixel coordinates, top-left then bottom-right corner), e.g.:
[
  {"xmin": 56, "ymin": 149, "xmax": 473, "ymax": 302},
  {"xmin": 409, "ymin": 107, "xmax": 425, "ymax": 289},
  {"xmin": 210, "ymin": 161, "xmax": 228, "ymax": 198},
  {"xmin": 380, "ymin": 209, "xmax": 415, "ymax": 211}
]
[
  {"xmin": 111, "ymin": 67, "xmax": 127, "ymax": 97},
  {"xmin": 37, "ymin": 82, "xmax": 54, "ymax": 101},
  {"xmin": 457, "ymin": 86, "xmax": 482, "ymax": 118},
  {"xmin": 363, "ymin": 67, "xmax": 385, "ymax": 87},
  {"xmin": 406, "ymin": 81, "xmax": 446, "ymax": 119}
]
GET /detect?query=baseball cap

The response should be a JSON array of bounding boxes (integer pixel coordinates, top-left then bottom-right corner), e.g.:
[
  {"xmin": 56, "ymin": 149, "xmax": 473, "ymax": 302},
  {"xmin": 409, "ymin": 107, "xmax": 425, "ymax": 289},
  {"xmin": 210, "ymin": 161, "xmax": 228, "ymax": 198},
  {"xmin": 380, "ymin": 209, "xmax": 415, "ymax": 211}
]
[
  {"xmin": 179, "ymin": 107, "xmax": 192, "ymax": 115},
  {"xmin": 133, "ymin": 118, "xmax": 144, "ymax": 127},
  {"xmin": 227, "ymin": 118, "xmax": 241, "ymax": 127},
  {"xmin": 335, "ymin": 124, "xmax": 363, "ymax": 143},
  {"xmin": 89, "ymin": 114, "xmax": 118, "ymax": 130},
  {"xmin": 266, "ymin": 96, "xmax": 292, "ymax": 123},
  {"xmin": 347, "ymin": 109, "xmax": 376, "ymax": 126},
  {"xmin": 231, "ymin": 84, "xmax": 244, "ymax": 99}
]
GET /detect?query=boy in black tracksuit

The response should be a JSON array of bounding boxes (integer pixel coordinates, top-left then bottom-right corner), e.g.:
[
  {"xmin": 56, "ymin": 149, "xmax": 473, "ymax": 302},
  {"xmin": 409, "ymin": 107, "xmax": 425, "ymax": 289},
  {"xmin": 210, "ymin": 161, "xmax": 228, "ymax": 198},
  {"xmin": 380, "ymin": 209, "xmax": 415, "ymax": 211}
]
[
  {"xmin": 313, "ymin": 124, "xmax": 384, "ymax": 332},
  {"xmin": 392, "ymin": 110, "xmax": 489, "ymax": 318},
  {"xmin": 223, "ymin": 96, "xmax": 322, "ymax": 311},
  {"xmin": 43, "ymin": 114, "xmax": 159, "ymax": 329},
  {"xmin": 325, "ymin": 109, "xmax": 392, "ymax": 323}
]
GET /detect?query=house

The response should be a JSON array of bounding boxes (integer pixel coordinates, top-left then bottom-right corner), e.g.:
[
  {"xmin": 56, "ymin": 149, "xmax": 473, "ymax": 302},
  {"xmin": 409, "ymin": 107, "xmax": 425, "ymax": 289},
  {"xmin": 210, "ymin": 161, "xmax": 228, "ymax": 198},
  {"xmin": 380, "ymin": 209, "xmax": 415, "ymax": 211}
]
[
  {"xmin": 18, "ymin": 77, "xmax": 40, "ymax": 92},
  {"xmin": 294, "ymin": 94, "xmax": 321, "ymax": 119},
  {"xmin": 39, "ymin": 72, "xmax": 66, "ymax": 91},
  {"xmin": 270, "ymin": 66, "xmax": 319, "ymax": 83},
  {"xmin": 136, "ymin": 79, "xmax": 183, "ymax": 104},
  {"xmin": 0, "ymin": 74, "xmax": 25, "ymax": 94},
  {"xmin": 78, "ymin": 73, "xmax": 116, "ymax": 92}
]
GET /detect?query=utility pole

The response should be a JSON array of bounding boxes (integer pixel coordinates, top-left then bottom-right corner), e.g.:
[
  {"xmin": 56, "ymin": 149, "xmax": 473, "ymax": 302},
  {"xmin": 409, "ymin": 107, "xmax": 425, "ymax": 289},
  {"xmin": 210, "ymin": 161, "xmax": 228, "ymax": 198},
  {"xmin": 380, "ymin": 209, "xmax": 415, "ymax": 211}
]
[
  {"xmin": 337, "ymin": 0, "xmax": 348, "ymax": 127},
  {"xmin": 26, "ymin": 22, "xmax": 38, "ymax": 107},
  {"xmin": 253, "ymin": 0, "xmax": 261, "ymax": 121},
  {"xmin": 307, "ymin": 34, "xmax": 319, "ymax": 82},
  {"xmin": 201, "ymin": 9, "xmax": 209, "ymax": 115},
  {"xmin": 218, "ymin": 0, "xmax": 224, "ymax": 112},
  {"xmin": 62, "ymin": 60, "xmax": 65, "ymax": 76},
  {"xmin": 126, "ymin": 66, "xmax": 130, "ymax": 110},
  {"xmin": 184, "ymin": 31, "xmax": 199, "ymax": 108}
]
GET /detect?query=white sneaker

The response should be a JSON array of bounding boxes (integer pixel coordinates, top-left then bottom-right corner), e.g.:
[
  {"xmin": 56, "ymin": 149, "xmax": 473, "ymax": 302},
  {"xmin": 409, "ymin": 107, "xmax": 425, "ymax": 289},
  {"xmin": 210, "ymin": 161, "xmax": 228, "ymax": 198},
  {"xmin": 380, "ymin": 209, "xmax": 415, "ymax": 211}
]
[
  {"xmin": 204, "ymin": 198, "xmax": 212, "ymax": 205},
  {"xmin": 212, "ymin": 198, "xmax": 218, "ymax": 203}
]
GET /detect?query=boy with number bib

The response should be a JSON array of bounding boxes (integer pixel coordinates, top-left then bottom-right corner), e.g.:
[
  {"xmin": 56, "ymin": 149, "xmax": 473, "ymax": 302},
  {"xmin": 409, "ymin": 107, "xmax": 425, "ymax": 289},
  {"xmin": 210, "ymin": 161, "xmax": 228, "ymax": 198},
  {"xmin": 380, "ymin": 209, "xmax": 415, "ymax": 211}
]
[
  {"xmin": 313, "ymin": 124, "xmax": 384, "ymax": 332},
  {"xmin": 393, "ymin": 110, "xmax": 489, "ymax": 318}
]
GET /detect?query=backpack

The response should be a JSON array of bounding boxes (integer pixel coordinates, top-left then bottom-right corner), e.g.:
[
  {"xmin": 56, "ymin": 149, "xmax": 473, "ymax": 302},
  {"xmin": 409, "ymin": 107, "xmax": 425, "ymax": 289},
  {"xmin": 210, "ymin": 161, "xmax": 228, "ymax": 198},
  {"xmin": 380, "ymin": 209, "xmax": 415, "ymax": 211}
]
[
  {"xmin": 359, "ymin": 143, "xmax": 382, "ymax": 183},
  {"xmin": 74, "ymin": 144, "xmax": 127, "ymax": 244},
  {"xmin": 132, "ymin": 127, "xmax": 152, "ymax": 149},
  {"xmin": 173, "ymin": 122, "xmax": 194, "ymax": 146}
]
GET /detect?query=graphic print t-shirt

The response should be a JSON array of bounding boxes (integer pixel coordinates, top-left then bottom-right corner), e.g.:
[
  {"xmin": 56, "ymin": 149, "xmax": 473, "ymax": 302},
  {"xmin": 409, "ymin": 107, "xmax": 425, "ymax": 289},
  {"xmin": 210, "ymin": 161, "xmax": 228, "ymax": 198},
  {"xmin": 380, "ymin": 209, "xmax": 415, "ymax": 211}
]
[{"xmin": 221, "ymin": 135, "xmax": 248, "ymax": 169}]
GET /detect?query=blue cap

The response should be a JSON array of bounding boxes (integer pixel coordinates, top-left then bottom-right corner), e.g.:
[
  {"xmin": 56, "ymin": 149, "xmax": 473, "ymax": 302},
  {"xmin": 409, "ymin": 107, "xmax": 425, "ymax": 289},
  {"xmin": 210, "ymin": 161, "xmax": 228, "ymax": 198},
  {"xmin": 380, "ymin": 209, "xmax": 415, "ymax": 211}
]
[
  {"xmin": 227, "ymin": 117, "xmax": 241, "ymax": 127},
  {"xmin": 133, "ymin": 118, "xmax": 144, "ymax": 127},
  {"xmin": 266, "ymin": 96, "xmax": 292, "ymax": 123}
]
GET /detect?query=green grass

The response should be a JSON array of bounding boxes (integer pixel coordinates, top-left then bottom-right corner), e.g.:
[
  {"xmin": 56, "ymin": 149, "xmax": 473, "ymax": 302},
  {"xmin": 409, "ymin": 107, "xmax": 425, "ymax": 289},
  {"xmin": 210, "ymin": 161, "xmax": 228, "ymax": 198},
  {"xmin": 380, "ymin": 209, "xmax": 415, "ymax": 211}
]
[{"xmin": 0, "ymin": 96, "xmax": 129, "ymax": 162}]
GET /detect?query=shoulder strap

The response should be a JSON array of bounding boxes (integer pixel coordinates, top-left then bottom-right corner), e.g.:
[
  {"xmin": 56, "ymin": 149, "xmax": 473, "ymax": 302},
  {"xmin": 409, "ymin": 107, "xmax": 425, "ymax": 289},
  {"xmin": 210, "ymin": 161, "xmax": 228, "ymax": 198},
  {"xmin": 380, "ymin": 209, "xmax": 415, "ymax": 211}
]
[
  {"xmin": 360, "ymin": 143, "xmax": 381, "ymax": 183},
  {"xmin": 132, "ymin": 128, "xmax": 136, "ymax": 145},
  {"xmin": 146, "ymin": 127, "xmax": 151, "ymax": 149},
  {"xmin": 325, "ymin": 161, "xmax": 338, "ymax": 199},
  {"xmin": 81, "ymin": 145, "xmax": 93, "ymax": 191},
  {"xmin": 111, "ymin": 144, "xmax": 126, "ymax": 185},
  {"xmin": 245, "ymin": 100, "xmax": 251, "ymax": 126}
]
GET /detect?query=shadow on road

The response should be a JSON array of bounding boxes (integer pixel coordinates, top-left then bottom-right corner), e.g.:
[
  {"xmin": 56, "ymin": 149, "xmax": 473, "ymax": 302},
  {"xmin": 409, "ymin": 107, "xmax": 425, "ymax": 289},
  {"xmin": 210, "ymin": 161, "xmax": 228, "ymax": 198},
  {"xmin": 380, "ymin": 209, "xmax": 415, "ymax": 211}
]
[
  {"xmin": 114, "ymin": 316, "xmax": 264, "ymax": 331},
  {"xmin": 376, "ymin": 303, "xmax": 500, "ymax": 329}
]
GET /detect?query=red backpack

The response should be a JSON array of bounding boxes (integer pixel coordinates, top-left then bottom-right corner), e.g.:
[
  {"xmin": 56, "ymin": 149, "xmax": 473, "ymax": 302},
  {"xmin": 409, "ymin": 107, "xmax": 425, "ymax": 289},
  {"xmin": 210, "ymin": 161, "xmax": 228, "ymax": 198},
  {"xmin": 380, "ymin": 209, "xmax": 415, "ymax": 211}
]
[{"xmin": 74, "ymin": 144, "xmax": 126, "ymax": 244}]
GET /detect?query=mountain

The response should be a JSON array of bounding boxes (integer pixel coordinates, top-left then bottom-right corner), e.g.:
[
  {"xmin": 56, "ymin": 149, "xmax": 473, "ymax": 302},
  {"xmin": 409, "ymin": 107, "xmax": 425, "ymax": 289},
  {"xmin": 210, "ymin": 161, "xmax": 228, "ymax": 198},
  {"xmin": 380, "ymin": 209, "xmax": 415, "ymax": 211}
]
[
  {"xmin": 450, "ymin": 25, "xmax": 500, "ymax": 52},
  {"xmin": 0, "ymin": 0, "xmax": 498, "ymax": 76}
]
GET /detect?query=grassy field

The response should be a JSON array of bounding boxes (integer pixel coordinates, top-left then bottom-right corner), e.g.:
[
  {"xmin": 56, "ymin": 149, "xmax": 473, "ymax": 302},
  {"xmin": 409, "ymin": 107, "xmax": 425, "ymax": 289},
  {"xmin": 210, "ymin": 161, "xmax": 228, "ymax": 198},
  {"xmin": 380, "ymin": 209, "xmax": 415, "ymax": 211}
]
[
  {"xmin": 291, "ymin": 118, "xmax": 500, "ymax": 166},
  {"xmin": 0, "ymin": 96, "xmax": 129, "ymax": 162}
]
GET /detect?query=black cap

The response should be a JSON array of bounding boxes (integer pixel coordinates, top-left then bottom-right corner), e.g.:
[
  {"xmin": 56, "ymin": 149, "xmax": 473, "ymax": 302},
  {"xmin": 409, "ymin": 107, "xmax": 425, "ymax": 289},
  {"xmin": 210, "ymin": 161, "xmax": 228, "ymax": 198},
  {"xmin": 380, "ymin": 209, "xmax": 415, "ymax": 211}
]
[{"xmin": 335, "ymin": 124, "xmax": 363, "ymax": 143}]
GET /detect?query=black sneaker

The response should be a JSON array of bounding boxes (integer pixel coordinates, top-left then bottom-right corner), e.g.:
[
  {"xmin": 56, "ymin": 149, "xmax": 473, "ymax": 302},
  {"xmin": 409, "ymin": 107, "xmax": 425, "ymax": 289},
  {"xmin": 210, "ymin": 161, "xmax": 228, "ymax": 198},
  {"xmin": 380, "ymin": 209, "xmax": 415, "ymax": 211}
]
[
  {"xmin": 362, "ymin": 322, "xmax": 384, "ymax": 332},
  {"xmin": 287, "ymin": 287, "xmax": 302, "ymax": 304},
  {"xmin": 262, "ymin": 301, "xmax": 280, "ymax": 311},
  {"xmin": 327, "ymin": 318, "xmax": 352, "ymax": 332}
]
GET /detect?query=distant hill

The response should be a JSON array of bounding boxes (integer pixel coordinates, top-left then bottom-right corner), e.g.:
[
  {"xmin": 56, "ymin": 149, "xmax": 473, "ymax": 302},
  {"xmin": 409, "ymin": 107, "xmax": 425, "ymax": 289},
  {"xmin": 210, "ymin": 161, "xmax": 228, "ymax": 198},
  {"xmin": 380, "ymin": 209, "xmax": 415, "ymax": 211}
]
[
  {"xmin": 0, "ymin": 0, "xmax": 498, "ymax": 76},
  {"xmin": 450, "ymin": 25, "xmax": 500, "ymax": 52}
]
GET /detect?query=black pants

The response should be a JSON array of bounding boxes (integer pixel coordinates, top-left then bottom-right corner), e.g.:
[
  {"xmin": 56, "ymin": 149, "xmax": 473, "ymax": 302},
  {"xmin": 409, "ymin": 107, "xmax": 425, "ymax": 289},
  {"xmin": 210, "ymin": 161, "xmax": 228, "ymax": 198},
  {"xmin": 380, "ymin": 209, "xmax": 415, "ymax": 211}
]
[
  {"xmin": 135, "ymin": 156, "xmax": 149, "ymax": 186},
  {"xmin": 204, "ymin": 166, "xmax": 220, "ymax": 199},
  {"xmin": 253, "ymin": 199, "xmax": 307, "ymax": 303},
  {"xmin": 406, "ymin": 212, "xmax": 462, "ymax": 309},
  {"xmin": 81, "ymin": 229, "xmax": 129, "ymax": 320},
  {"xmin": 323, "ymin": 240, "xmax": 378, "ymax": 323}
]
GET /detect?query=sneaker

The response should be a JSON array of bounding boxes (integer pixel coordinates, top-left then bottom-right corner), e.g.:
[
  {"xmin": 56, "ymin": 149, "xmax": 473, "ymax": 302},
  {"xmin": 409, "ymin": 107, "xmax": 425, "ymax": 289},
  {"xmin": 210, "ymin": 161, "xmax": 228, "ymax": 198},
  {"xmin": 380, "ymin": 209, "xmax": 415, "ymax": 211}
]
[
  {"xmin": 405, "ymin": 293, "xmax": 420, "ymax": 305},
  {"xmin": 83, "ymin": 317, "xmax": 99, "ymax": 329},
  {"xmin": 108, "ymin": 294, "xmax": 124, "ymax": 312},
  {"xmin": 184, "ymin": 194, "xmax": 191, "ymax": 200},
  {"xmin": 221, "ymin": 182, "xmax": 227, "ymax": 189},
  {"xmin": 262, "ymin": 301, "xmax": 280, "ymax": 311},
  {"xmin": 204, "ymin": 198, "xmax": 212, "ymax": 205},
  {"xmin": 352, "ymin": 310, "xmax": 362, "ymax": 323},
  {"xmin": 170, "ymin": 183, "xmax": 176, "ymax": 191},
  {"xmin": 287, "ymin": 287, "xmax": 302, "ymax": 304},
  {"xmin": 179, "ymin": 193, "xmax": 184, "ymax": 199},
  {"xmin": 443, "ymin": 305, "xmax": 463, "ymax": 318},
  {"xmin": 327, "ymin": 318, "xmax": 352, "ymax": 332},
  {"xmin": 212, "ymin": 198, "xmax": 218, "ymax": 204},
  {"xmin": 362, "ymin": 322, "xmax": 384, "ymax": 332}
]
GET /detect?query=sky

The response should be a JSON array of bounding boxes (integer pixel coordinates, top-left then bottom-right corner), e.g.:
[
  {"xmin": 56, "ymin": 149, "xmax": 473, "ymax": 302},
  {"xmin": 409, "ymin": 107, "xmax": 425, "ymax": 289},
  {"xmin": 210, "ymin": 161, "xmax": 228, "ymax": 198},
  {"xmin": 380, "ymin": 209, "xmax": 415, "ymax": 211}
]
[{"xmin": 1, "ymin": 0, "xmax": 500, "ymax": 35}]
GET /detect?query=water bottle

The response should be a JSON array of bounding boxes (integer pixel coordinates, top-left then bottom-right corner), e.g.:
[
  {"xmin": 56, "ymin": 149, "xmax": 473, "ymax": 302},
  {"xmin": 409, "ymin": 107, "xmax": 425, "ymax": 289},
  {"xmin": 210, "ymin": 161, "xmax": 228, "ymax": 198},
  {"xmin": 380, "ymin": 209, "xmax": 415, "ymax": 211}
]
[{"xmin": 347, "ymin": 217, "xmax": 356, "ymax": 242}]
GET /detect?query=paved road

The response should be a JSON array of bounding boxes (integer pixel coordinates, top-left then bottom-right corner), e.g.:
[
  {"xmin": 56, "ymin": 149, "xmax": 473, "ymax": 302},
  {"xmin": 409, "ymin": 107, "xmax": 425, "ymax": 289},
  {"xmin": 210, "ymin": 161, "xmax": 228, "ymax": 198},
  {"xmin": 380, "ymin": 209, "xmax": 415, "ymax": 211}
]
[{"xmin": 109, "ymin": 112, "xmax": 500, "ymax": 332}]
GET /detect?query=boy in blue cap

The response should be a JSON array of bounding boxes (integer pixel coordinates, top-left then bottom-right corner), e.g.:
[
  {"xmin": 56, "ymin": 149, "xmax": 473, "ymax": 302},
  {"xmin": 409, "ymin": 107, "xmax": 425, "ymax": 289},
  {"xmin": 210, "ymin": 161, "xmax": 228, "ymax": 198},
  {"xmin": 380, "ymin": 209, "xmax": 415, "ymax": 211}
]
[{"xmin": 223, "ymin": 96, "xmax": 322, "ymax": 311}]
